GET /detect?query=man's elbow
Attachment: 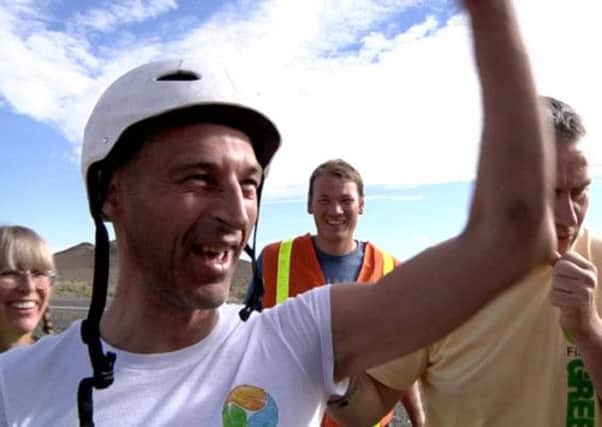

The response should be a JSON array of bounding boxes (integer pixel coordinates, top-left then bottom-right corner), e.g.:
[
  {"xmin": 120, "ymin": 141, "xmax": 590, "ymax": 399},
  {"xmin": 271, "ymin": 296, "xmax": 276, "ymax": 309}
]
[{"xmin": 466, "ymin": 196, "xmax": 555, "ymax": 273}]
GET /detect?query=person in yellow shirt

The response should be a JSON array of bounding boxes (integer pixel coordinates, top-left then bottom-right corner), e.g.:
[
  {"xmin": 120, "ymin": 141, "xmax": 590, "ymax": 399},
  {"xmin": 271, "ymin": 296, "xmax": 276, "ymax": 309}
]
[{"xmin": 328, "ymin": 96, "xmax": 602, "ymax": 427}]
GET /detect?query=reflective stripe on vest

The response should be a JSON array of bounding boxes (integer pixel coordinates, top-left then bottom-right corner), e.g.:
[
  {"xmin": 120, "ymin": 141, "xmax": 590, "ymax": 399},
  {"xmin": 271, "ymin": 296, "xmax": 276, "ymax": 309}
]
[
  {"xmin": 276, "ymin": 239, "xmax": 294, "ymax": 304},
  {"xmin": 276, "ymin": 242, "xmax": 395, "ymax": 304},
  {"xmin": 382, "ymin": 252, "xmax": 394, "ymax": 275}
]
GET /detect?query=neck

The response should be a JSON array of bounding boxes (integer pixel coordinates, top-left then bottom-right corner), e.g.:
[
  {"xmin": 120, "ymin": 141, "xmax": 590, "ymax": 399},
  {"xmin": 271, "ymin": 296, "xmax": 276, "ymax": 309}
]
[
  {"xmin": 100, "ymin": 237, "xmax": 223, "ymax": 353},
  {"xmin": 0, "ymin": 333, "xmax": 34, "ymax": 353},
  {"xmin": 314, "ymin": 235, "xmax": 357, "ymax": 256},
  {"xmin": 100, "ymin": 277, "xmax": 219, "ymax": 354}
]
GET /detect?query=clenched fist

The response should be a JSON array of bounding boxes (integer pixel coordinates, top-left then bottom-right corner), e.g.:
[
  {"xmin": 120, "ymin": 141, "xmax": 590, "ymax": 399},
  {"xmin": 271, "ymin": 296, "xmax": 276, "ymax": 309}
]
[{"xmin": 550, "ymin": 251, "xmax": 601, "ymax": 341}]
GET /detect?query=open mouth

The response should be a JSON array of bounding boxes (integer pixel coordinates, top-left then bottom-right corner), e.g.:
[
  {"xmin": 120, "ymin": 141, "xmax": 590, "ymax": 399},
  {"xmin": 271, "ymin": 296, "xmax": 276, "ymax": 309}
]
[
  {"xmin": 196, "ymin": 245, "xmax": 230, "ymax": 260},
  {"xmin": 190, "ymin": 244, "xmax": 235, "ymax": 274},
  {"xmin": 325, "ymin": 217, "xmax": 347, "ymax": 227},
  {"xmin": 8, "ymin": 300, "xmax": 38, "ymax": 310}
]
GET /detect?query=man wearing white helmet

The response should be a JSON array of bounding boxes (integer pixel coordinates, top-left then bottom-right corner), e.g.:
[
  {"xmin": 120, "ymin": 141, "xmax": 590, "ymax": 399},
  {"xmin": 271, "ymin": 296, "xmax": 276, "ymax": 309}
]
[{"xmin": 0, "ymin": 1, "xmax": 556, "ymax": 426}]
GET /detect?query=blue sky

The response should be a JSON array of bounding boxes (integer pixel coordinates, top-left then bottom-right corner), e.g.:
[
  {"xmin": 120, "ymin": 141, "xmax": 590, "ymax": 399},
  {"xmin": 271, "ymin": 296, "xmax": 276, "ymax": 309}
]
[{"xmin": 1, "ymin": 0, "xmax": 602, "ymax": 260}]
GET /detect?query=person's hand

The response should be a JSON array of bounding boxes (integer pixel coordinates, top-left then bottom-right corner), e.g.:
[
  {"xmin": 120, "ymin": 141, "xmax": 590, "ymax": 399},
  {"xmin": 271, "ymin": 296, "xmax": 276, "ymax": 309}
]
[{"xmin": 550, "ymin": 251, "xmax": 601, "ymax": 341}]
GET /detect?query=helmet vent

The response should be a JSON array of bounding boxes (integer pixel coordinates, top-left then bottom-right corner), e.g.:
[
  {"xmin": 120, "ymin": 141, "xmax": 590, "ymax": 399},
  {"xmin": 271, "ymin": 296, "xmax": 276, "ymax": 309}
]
[{"xmin": 156, "ymin": 70, "xmax": 201, "ymax": 81}]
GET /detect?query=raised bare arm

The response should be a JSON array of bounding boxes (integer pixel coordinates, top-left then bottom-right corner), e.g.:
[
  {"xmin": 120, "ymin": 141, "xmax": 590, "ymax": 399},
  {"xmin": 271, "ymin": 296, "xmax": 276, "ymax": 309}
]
[{"xmin": 330, "ymin": 0, "xmax": 556, "ymax": 381}]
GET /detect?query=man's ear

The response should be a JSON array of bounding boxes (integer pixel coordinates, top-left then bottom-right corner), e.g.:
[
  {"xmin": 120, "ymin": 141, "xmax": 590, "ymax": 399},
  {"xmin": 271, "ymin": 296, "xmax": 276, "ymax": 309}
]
[
  {"xmin": 101, "ymin": 174, "xmax": 121, "ymax": 220},
  {"xmin": 359, "ymin": 197, "xmax": 365, "ymax": 215},
  {"xmin": 307, "ymin": 199, "xmax": 313, "ymax": 215}
]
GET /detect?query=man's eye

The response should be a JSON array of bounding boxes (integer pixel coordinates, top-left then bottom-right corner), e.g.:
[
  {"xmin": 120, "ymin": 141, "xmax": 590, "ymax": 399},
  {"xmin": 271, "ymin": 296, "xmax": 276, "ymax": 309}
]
[
  {"xmin": 182, "ymin": 174, "xmax": 211, "ymax": 186},
  {"xmin": 242, "ymin": 179, "xmax": 259, "ymax": 189},
  {"xmin": 241, "ymin": 180, "xmax": 259, "ymax": 197},
  {"xmin": 190, "ymin": 174, "xmax": 208, "ymax": 181},
  {"xmin": 572, "ymin": 186, "xmax": 589, "ymax": 199}
]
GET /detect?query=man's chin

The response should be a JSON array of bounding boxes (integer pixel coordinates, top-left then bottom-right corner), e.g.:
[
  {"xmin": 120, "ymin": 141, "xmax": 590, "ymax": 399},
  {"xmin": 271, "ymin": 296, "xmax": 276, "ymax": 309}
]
[
  {"xmin": 152, "ymin": 281, "xmax": 229, "ymax": 311},
  {"xmin": 321, "ymin": 229, "xmax": 350, "ymax": 240},
  {"xmin": 177, "ymin": 292, "xmax": 228, "ymax": 311},
  {"xmin": 194, "ymin": 283, "xmax": 230, "ymax": 308},
  {"xmin": 197, "ymin": 296, "xmax": 228, "ymax": 310}
]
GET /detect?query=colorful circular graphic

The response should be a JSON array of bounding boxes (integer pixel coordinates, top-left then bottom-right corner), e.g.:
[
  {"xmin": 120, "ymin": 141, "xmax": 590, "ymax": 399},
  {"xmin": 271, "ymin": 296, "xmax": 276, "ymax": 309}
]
[{"xmin": 223, "ymin": 385, "xmax": 279, "ymax": 426}]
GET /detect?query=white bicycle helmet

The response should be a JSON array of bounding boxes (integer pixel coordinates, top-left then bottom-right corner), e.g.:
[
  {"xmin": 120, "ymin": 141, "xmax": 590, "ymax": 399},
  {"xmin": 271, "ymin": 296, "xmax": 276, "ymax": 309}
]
[{"xmin": 82, "ymin": 57, "xmax": 280, "ymax": 201}]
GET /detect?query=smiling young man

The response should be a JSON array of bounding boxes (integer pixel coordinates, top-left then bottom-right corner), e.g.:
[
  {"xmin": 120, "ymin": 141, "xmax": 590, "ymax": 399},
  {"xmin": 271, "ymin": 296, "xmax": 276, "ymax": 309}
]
[
  {"xmin": 0, "ymin": 1, "xmax": 557, "ymax": 425},
  {"xmin": 251, "ymin": 159, "xmax": 425, "ymax": 426},
  {"xmin": 309, "ymin": 160, "xmax": 365, "ymax": 256}
]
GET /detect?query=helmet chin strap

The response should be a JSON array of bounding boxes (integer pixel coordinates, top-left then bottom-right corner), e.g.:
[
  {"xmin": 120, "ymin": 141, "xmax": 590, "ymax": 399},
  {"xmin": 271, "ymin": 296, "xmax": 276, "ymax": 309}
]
[
  {"xmin": 239, "ymin": 175, "xmax": 266, "ymax": 321},
  {"xmin": 77, "ymin": 166, "xmax": 116, "ymax": 427}
]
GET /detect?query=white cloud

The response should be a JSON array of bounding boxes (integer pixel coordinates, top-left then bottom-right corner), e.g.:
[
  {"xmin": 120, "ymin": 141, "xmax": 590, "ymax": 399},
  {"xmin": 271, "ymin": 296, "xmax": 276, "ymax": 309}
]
[
  {"xmin": 513, "ymin": 0, "xmax": 602, "ymax": 173},
  {"xmin": 0, "ymin": 1, "xmax": 170, "ymax": 160},
  {"xmin": 264, "ymin": 197, "xmax": 306, "ymax": 205},
  {"xmin": 0, "ymin": 0, "xmax": 600, "ymax": 195},
  {"xmin": 0, "ymin": 7, "xmax": 98, "ymax": 141},
  {"xmin": 365, "ymin": 194, "xmax": 424, "ymax": 202},
  {"xmin": 71, "ymin": 0, "xmax": 178, "ymax": 33}
]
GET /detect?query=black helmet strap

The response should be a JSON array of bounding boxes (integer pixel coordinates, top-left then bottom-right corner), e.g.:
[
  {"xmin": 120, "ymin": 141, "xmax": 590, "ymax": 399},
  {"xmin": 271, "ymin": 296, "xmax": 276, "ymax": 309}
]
[
  {"xmin": 77, "ymin": 166, "xmax": 116, "ymax": 427},
  {"xmin": 239, "ymin": 174, "xmax": 266, "ymax": 321}
]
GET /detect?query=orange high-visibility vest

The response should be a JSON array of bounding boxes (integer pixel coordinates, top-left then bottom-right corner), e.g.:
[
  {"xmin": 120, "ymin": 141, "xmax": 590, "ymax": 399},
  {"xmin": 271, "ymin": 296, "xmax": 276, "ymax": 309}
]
[{"xmin": 262, "ymin": 233, "xmax": 397, "ymax": 427}]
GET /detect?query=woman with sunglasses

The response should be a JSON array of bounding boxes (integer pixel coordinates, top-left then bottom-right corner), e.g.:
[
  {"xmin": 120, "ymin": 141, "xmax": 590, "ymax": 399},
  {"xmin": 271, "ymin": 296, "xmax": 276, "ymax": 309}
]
[{"xmin": 0, "ymin": 225, "xmax": 54, "ymax": 352}]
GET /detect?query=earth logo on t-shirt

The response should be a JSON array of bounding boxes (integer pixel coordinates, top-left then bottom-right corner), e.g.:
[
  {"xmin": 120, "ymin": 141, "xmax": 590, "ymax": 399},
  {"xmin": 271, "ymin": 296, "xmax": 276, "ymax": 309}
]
[{"xmin": 222, "ymin": 384, "xmax": 278, "ymax": 426}]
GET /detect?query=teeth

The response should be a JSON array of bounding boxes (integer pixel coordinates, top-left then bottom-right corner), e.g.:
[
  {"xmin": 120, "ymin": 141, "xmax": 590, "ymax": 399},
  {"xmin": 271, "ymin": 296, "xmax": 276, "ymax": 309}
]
[
  {"xmin": 10, "ymin": 301, "xmax": 36, "ymax": 309},
  {"xmin": 200, "ymin": 245, "xmax": 228, "ymax": 254}
]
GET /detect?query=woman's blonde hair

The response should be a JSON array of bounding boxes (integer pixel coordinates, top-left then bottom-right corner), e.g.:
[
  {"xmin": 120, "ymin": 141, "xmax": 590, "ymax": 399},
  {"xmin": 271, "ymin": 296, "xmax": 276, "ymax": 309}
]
[
  {"xmin": 0, "ymin": 225, "xmax": 55, "ymax": 274},
  {"xmin": 0, "ymin": 225, "xmax": 55, "ymax": 334}
]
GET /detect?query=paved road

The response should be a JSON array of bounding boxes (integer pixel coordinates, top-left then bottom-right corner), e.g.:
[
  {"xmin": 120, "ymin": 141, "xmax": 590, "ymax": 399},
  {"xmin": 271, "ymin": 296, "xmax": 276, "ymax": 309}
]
[{"xmin": 49, "ymin": 297, "xmax": 91, "ymax": 333}]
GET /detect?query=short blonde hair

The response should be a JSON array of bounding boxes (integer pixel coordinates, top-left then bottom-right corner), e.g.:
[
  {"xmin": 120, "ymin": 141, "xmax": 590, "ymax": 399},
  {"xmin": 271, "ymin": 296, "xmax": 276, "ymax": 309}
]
[{"xmin": 0, "ymin": 225, "xmax": 55, "ymax": 274}]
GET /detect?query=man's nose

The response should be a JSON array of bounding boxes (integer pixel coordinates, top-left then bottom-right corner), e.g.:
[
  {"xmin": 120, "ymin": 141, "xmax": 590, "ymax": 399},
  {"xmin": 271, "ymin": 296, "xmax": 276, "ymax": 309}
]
[
  {"xmin": 214, "ymin": 183, "xmax": 250, "ymax": 229},
  {"xmin": 555, "ymin": 193, "xmax": 577, "ymax": 227},
  {"xmin": 329, "ymin": 203, "xmax": 343, "ymax": 215}
]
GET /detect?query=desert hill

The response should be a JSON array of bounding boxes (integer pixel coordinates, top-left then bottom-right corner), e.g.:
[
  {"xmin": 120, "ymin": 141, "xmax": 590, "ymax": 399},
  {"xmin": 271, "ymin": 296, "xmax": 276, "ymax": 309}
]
[{"xmin": 53, "ymin": 241, "xmax": 253, "ymax": 302}]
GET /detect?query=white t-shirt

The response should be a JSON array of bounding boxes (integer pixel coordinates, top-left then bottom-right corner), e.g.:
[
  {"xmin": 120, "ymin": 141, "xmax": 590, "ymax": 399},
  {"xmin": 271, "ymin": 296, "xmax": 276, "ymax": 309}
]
[{"xmin": 0, "ymin": 286, "xmax": 345, "ymax": 426}]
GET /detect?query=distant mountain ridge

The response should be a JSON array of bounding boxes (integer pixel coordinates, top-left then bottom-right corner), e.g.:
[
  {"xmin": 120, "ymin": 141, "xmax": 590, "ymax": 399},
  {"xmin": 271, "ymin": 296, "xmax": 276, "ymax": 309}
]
[{"xmin": 53, "ymin": 241, "xmax": 253, "ymax": 302}]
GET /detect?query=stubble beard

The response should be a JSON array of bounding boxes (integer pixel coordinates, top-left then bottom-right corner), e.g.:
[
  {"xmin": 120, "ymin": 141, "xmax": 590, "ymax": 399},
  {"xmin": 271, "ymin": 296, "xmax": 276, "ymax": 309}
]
[{"xmin": 144, "ymin": 266, "xmax": 232, "ymax": 313}]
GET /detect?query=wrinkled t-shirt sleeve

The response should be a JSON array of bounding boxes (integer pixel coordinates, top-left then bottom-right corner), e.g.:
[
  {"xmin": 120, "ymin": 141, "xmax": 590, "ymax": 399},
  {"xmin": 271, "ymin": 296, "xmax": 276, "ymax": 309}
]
[
  {"xmin": 269, "ymin": 285, "xmax": 348, "ymax": 397},
  {"xmin": 367, "ymin": 348, "xmax": 427, "ymax": 391}
]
